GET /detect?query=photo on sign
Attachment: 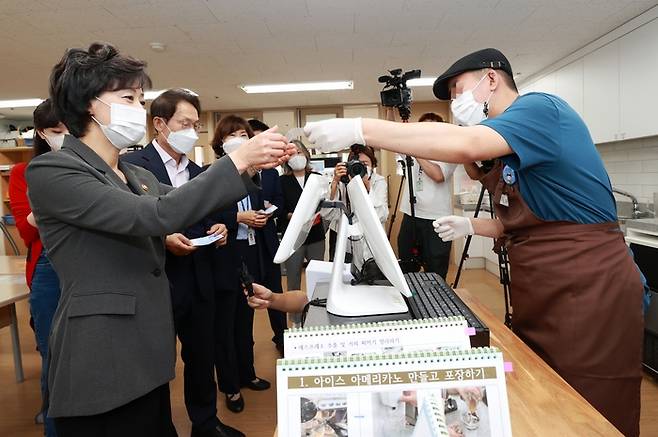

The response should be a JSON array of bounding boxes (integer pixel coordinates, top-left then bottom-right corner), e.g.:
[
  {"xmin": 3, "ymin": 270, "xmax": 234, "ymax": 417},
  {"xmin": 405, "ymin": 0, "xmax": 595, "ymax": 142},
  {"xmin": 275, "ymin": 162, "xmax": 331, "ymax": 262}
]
[
  {"xmin": 371, "ymin": 386, "xmax": 490, "ymax": 437},
  {"xmin": 300, "ymin": 395, "xmax": 348, "ymax": 437}
]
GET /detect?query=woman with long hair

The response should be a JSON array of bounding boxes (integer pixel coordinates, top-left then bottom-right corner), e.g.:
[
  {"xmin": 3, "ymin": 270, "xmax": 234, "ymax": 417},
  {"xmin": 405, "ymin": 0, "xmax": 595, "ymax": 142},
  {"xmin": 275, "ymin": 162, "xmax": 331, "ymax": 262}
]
[{"xmin": 8, "ymin": 99, "xmax": 68, "ymax": 437}]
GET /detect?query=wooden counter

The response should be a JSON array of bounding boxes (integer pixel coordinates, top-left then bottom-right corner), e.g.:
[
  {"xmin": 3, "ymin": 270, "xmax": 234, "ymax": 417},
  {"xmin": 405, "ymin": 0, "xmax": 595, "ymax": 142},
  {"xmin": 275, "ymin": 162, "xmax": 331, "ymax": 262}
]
[
  {"xmin": 455, "ymin": 287, "xmax": 621, "ymax": 436},
  {"xmin": 275, "ymin": 287, "xmax": 622, "ymax": 436}
]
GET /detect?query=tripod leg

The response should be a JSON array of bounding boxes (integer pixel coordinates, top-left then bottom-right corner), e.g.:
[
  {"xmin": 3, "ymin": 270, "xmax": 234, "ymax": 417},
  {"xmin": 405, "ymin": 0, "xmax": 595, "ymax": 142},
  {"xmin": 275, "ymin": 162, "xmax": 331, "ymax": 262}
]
[
  {"xmin": 452, "ymin": 186, "xmax": 487, "ymax": 288},
  {"xmin": 387, "ymin": 173, "xmax": 406, "ymax": 239},
  {"xmin": 498, "ymin": 247, "xmax": 513, "ymax": 328},
  {"xmin": 488, "ymin": 194, "xmax": 513, "ymax": 328}
]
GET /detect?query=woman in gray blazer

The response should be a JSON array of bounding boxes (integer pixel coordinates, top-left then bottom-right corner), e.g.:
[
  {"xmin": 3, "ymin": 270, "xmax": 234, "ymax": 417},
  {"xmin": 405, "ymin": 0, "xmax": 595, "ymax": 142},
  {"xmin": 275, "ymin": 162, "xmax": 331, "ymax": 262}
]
[{"xmin": 26, "ymin": 42, "xmax": 293, "ymax": 437}]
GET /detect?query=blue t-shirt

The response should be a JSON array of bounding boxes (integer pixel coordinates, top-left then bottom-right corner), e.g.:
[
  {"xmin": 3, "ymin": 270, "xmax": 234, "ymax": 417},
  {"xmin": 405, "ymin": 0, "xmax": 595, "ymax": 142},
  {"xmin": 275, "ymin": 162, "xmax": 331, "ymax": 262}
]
[{"xmin": 480, "ymin": 92, "xmax": 617, "ymax": 224}]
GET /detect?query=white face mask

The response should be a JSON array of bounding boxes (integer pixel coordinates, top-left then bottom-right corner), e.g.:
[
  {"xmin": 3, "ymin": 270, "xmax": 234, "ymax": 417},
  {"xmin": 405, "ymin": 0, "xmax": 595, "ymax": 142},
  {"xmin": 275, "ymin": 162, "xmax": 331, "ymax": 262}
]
[
  {"xmin": 450, "ymin": 73, "xmax": 493, "ymax": 126},
  {"xmin": 165, "ymin": 125, "xmax": 198, "ymax": 154},
  {"xmin": 288, "ymin": 154, "xmax": 307, "ymax": 171},
  {"xmin": 92, "ymin": 98, "xmax": 147, "ymax": 150},
  {"xmin": 44, "ymin": 133, "xmax": 65, "ymax": 151},
  {"xmin": 222, "ymin": 136, "xmax": 247, "ymax": 155}
]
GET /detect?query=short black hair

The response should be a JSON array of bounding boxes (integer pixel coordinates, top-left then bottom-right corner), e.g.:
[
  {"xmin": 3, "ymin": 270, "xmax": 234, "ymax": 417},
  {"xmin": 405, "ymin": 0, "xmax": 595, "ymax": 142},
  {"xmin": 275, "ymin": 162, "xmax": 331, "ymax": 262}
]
[
  {"xmin": 498, "ymin": 70, "xmax": 518, "ymax": 93},
  {"xmin": 150, "ymin": 88, "xmax": 201, "ymax": 123},
  {"xmin": 418, "ymin": 112, "xmax": 444, "ymax": 123},
  {"xmin": 32, "ymin": 99, "xmax": 63, "ymax": 156},
  {"xmin": 248, "ymin": 119, "xmax": 269, "ymax": 133},
  {"xmin": 470, "ymin": 68, "xmax": 518, "ymax": 93},
  {"xmin": 49, "ymin": 42, "xmax": 152, "ymax": 137}
]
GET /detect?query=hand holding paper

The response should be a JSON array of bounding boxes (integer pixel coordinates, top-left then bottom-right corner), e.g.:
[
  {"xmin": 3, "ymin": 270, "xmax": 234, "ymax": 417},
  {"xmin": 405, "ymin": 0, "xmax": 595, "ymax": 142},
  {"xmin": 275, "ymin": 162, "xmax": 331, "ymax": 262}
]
[
  {"xmin": 189, "ymin": 233, "xmax": 224, "ymax": 247},
  {"xmin": 166, "ymin": 233, "xmax": 197, "ymax": 255},
  {"xmin": 228, "ymin": 126, "xmax": 296, "ymax": 171},
  {"xmin": 206, "ymin": 223, "xmax": 228, "ymax": 246},
  {"xmin": 258, "ymin": 204, "xmax": 278, "ymax": 216}
]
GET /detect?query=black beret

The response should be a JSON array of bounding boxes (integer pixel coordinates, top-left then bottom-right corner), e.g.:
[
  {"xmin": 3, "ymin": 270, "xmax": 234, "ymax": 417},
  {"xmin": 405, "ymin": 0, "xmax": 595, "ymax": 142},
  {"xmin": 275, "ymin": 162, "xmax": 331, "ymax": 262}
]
[{"xmin": 433, "ymin": 48, "xmax": 513, "ymax": 100}]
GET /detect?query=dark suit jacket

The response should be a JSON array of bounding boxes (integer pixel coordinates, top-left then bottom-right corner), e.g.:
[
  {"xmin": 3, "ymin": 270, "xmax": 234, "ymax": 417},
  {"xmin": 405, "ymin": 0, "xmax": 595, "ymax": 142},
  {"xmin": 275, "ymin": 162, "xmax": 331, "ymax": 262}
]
[
  {"xmin": 258, "ymin": 168, "xmax": 283, "ymax": 258},
  {"xmin": 280, "ymin": 172, "xmax": 326, "ymax": 245},
  {"xmin": 122, "ymin": 143, "xmax": 214, "ymax": 302},
  {"xmin": 26, "ymin": 136, "xmax": 256, "ymax": 418},
  {"xmin": 207, "ymin": 168, "xmax": 280, "ymax": 289}
]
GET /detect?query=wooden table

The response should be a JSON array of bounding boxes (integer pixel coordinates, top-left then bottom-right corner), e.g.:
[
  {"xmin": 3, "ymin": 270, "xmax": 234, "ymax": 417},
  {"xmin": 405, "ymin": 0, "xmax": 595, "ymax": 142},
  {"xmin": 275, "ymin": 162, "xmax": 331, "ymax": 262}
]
[
  {"xmin": 455, "ymin": 287, "xmax": 621, "ymax": 436},
  {"xmin": 275, "ymin": 288, "xmax": 622, "ymax": 436},
  {"xmin": 0, "ymin": 256, "xmax": 28, "ymax": 383},
  {"xmin": 0, "ymin": 255, "xmax": 27, "ymax": 275}
]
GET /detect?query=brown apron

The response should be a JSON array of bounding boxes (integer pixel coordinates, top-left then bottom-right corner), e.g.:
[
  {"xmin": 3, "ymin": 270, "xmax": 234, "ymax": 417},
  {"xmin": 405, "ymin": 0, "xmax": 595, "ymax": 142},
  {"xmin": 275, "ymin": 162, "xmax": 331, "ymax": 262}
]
[{"xmin": 480, "ymin": 161, "xmax": 643, "ymax": 437}]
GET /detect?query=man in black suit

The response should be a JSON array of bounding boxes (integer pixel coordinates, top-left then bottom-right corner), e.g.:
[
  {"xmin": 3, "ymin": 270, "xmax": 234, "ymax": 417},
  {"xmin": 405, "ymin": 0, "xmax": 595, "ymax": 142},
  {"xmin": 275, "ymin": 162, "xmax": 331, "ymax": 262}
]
[
  {"xmin": 248, "ymin": 119, "xmax": 287, "ymax": 353},
  {"xmin": 122, "ymin": 89, "xmax": 243, "ymax": 437}
]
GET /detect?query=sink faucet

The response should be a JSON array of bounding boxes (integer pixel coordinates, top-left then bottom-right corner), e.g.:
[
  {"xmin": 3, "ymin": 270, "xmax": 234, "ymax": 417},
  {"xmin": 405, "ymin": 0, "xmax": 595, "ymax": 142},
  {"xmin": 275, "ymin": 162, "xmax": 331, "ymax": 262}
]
[{"xmin": 612, "ymin": 187, "xmax": 640, "ymax": 218}]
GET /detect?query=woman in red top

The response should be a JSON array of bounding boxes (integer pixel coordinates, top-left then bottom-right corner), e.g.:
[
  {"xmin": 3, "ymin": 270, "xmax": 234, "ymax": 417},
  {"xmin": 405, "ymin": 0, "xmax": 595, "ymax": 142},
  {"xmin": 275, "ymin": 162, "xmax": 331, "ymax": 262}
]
[{"xmin": 9, "ymin": 99, "xmax": 67, "ymax": 437}]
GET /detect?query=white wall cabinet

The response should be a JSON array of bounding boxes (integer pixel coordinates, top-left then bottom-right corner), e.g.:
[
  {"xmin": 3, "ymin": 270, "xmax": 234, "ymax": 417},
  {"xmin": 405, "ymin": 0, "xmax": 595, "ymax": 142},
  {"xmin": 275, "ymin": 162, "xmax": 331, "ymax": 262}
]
[
  {"xmin": 521, "ymin": 18, "xmax": 658, "ymax": 144},
  {"xmin": 619, "ymin": 18, "xmax": 658, "ymax": 140},
  {"xmin": 263, "ymin": 110, "xmax": 296, "ymax": 133},
  {"xmin": 583, "ymin": 40, "xmax": 620, "ymax": 144},
  {"xmin": 533, "ymin": 73, "xmax": 557, "ymax": 95},
  {"xmin": 555, "ymin": 59, "xmax": 584, "ymax": 117}
]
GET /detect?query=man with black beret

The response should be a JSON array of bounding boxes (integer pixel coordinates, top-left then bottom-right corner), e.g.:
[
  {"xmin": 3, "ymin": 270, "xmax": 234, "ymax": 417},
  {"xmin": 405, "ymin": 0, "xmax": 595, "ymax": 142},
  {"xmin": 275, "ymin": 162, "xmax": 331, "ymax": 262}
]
[{"xmin": 302, "ymin": 48, "xmax": 644, "ymax": 437}]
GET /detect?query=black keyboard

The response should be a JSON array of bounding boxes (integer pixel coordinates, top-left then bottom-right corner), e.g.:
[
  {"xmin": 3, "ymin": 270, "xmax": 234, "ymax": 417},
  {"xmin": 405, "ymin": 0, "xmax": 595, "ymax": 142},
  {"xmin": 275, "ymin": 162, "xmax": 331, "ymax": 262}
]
[{"xmin": 404, "ymin": 272, "xmax": 490, "ymax": 347}]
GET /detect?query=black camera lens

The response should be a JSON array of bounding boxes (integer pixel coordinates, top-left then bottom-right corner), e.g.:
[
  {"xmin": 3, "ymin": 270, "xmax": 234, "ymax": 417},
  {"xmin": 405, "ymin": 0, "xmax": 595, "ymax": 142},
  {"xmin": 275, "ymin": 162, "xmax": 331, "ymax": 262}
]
[{"xmin": 340, "ymin": 160, "xmax": 367, "ymax": 183}]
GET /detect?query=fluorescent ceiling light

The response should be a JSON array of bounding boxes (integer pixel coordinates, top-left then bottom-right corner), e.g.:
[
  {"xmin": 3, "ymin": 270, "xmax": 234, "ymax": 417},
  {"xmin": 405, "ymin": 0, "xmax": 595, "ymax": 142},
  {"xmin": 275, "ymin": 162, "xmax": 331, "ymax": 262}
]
[
  {"xmin": 0, "ymin": 98, "xmax": 44, "ymax": 109},
  {"xmin": 407, "ymin": 77, "xmax": 437, "ymax": 87},
  {"xmin": 144, "ymin": 88, "xmax": 198, "ymax": 100},
  {"xmin": 240, "ymin": 81, "xmax": 354, "ymax": 94}
]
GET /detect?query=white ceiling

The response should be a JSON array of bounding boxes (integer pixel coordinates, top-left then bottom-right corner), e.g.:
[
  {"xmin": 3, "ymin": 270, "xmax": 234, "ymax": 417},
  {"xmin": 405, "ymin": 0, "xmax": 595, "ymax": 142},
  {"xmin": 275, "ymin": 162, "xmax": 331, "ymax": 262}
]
[{"xmin": 1, "ymin": 0, "xmax": 657, "ymax": 119}]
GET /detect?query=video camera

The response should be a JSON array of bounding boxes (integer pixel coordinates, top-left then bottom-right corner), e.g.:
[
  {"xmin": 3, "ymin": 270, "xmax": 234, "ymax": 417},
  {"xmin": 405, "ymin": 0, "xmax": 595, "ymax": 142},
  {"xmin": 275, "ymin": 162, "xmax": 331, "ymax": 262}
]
[{"xmin": 378, "ymin": 68, "xmax": 421, "ymax": 121}]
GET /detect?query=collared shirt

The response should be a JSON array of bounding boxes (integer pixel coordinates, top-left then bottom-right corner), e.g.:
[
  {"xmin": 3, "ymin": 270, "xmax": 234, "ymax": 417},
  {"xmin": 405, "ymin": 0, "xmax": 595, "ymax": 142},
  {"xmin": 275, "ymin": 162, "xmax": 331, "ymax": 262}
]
[
  {"xmin": 236, "ymin": 196, "xmax": 252, "ymax": 240},
  {"xmin": 152, "ymin": 139, "xmax": 190, "ymax": 188},
  {"xmin": 400, "ymin": 159, "xmax": 457, "ymax": 220}
]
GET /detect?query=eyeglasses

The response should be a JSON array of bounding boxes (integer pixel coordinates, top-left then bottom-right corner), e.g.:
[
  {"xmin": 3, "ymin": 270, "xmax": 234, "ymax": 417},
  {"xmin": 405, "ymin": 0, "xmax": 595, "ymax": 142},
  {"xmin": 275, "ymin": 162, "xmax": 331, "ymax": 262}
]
[{"xmin": 172, "ymin": 118, "xmax": 202, "ymax": 132}]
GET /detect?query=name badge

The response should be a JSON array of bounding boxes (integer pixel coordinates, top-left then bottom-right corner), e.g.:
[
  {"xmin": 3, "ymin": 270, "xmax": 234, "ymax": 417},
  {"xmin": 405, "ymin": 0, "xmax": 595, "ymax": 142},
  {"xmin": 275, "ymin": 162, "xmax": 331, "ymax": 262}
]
[
  {"xmin": 416, "ymin": 177, "xmax": 423, "ymax": 192},
  {"xmin": 500, "ymin": 194, "xmax": 509, "ymax": 207},
  {"xmin": 247, "ymin": 228, "xmax": 256, "ymax": 246},
  {"xmin": 502, "ymin": 165, "xmax": 516, "ymax": 185}
]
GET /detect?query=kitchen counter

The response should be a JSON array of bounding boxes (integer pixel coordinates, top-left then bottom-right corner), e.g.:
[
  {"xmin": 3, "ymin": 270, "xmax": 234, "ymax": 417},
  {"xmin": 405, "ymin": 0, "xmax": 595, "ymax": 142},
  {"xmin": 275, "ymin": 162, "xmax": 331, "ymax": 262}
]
[
  {"xmin": 626, "ymin": 218, "xmax": 658, "ymax": 249},
  {"xmin": 626, "ymin": 218, "xmax": 658, "ymax": 233}
]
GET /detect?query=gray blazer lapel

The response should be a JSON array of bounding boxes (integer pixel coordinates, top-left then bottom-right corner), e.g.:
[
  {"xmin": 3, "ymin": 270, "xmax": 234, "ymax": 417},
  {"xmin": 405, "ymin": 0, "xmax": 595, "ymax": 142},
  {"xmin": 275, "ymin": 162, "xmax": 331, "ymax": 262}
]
[
  {"xmin": 119, "ymin": 160, "xmax": 149, "ymax": 195},
  {"xmin": 63, "ymin": 137, "xmax": 133, "ymax": 193}
]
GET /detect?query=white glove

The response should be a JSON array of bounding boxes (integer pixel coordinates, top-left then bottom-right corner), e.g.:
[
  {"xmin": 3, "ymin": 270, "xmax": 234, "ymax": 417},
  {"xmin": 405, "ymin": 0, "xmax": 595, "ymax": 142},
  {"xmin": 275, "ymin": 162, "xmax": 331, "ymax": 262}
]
[
  {"xmin": 432, "ymin": 216, "xmax": 474, "ymax": 242},
  {"xmin": 303, "ymin": 118, "xmax": 364, "ymax": 153}
]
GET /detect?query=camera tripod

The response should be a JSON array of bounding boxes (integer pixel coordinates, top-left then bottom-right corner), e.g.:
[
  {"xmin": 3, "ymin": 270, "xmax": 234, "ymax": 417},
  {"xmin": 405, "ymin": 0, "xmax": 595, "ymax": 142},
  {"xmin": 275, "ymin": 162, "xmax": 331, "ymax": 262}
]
[
  {"xmin": 452, "ymin": 184, "xmax": 513, "ymax": 328},
  {"xmin": 386, "ymin": 110, "xmax": 423, "ymax": 273}
]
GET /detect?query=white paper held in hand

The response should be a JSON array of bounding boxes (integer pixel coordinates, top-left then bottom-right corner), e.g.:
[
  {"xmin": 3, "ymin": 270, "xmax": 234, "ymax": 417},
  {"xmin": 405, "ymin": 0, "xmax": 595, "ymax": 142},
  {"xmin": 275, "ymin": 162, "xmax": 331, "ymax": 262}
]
[
  {"xmin": 258, "ymin": 204, "xmax": 278, "ymax": 215},
  {"xmin": 190, "ymin": 234, "xmax": 224, "ymax": 247},
  {"xmin": 285, "ymin": 127, "xmax": 305, "ymax": 142}
]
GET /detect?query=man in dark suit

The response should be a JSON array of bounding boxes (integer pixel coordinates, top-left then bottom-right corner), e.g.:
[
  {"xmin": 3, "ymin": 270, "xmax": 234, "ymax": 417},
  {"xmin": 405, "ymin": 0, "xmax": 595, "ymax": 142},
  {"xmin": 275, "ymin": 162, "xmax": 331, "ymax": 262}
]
[
  {"xmin": 249, "ymin": 119, "xmax": 287, "ymax": 353},
  {"xmin": 122, "ymin": 89, "xmax": 242, "ymax": 437}
]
